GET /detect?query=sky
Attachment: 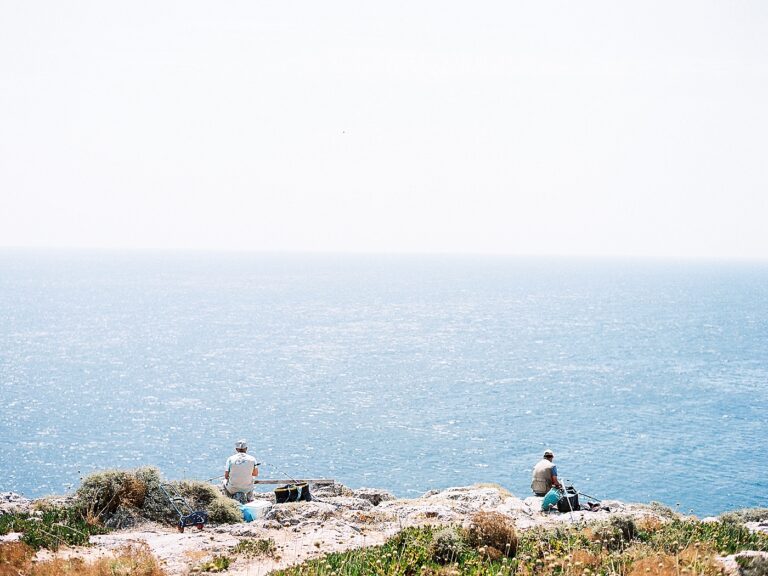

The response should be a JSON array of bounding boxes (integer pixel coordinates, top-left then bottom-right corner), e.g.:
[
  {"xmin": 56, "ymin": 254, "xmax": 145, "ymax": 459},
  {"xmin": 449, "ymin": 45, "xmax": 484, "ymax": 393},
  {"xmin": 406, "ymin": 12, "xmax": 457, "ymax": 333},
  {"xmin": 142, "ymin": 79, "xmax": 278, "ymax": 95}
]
[{"xmin": 1, "ymin": 1, "xmax": 767, "ymax": 259}]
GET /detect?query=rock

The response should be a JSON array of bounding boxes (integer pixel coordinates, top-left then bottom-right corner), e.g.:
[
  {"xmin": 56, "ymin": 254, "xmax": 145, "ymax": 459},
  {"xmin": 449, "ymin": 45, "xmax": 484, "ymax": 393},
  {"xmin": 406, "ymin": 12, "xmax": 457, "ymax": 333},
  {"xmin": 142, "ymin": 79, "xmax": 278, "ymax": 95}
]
[
  {"xmin": 310, "ymin": 483, "xmax": 354, "ymax": 498},
  {"xmin": 313, "ymin": 497, "xmax": 373, "ymax": 512},
  {"xmin": 385, "ymin": 502, "xmax": 463, "ymax": 523},
  {"xmin": 0, "ymin": 492, "xmax": 32, "ymax": 515},
  {"xmin": 746, "ymin": 521, "xmax": 768, "ymax": 535},
  {"xmin": 228, "ymin": 525, "xmax": 267, "ymax": 538},
  {"xmin": 352, "ymin": 488, "xmax": 395, "ymax": 506},
  {"xmin": 266, "ymin": 501, "xmax": 339, "ymax": 525}
]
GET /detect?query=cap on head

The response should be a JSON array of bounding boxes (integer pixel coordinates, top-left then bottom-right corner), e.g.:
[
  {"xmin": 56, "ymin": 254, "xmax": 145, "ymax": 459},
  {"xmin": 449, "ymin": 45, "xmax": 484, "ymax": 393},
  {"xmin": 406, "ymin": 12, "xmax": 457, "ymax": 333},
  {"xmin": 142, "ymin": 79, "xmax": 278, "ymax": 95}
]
[
  {"xmin": 235, "ymin": 439, "xmax": 248, "ymax": 450},
  {"xmin": 543, "ymin": 449, "xmax": 554, "ymax": 457}
]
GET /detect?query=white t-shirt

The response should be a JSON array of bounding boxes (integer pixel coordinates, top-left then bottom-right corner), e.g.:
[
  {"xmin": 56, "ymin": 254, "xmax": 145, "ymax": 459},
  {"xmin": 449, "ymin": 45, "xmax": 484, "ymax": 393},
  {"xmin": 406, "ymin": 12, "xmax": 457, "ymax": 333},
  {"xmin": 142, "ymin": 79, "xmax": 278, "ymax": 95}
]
[{"xmin": 225, "ymin": 452, "xmax": 257, "ymax": 492}]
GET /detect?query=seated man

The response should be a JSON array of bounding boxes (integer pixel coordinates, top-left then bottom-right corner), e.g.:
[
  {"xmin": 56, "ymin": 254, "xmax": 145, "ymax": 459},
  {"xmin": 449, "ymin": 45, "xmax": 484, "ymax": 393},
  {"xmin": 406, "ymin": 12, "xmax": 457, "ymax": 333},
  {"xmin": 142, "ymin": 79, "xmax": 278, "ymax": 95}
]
[
  {"xmin": 531, "ymin": 449, "xmax": 562, "ymax": 496},
  {"xmin": 223, "ymin": 439, "xmax": 259, "ymax": 502}
]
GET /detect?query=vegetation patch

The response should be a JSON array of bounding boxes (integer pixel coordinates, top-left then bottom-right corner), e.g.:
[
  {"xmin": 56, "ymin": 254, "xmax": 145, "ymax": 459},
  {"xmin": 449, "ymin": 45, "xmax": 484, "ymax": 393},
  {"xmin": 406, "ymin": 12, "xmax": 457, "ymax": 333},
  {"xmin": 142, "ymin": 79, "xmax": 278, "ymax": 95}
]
[
  {"xmin": 0, "ymin": 506, "xmax": 108, "ymax": 551},
  {"xmin": 274, "ymin": 514, "xmax": 768, "ymax": 576},
  {"xmin": 73, "ymin": 466, "xmax": 241, "ymax": 528}
]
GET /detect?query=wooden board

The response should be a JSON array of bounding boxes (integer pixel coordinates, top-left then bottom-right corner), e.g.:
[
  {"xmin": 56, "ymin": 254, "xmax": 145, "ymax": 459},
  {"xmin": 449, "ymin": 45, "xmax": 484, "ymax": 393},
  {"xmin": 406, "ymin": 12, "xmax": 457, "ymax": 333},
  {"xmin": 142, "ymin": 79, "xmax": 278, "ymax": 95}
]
[{"xmin": 252, "ymin": 479, "xmax": 335, "ymax": 485}]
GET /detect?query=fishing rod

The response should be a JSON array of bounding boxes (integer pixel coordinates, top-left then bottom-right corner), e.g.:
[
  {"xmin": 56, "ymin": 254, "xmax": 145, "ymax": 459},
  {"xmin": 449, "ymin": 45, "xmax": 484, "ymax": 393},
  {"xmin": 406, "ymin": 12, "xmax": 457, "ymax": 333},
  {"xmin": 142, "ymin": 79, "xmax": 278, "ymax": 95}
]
[
  {"xmin": 205, "ymin": 461, "xmax": 263, "ymax": 483},
  {"xmin": 263, "ymin": 461, "xmax": 299, "ymax": 484},
  {"xmin": 576, "ymin": 490, "xmax": 602, "ymax": 503}
]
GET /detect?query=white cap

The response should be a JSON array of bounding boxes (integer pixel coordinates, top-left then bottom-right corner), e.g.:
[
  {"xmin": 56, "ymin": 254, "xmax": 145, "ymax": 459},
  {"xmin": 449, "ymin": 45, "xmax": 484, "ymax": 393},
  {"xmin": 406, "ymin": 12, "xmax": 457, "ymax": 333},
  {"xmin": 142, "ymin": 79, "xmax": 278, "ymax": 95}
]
[
  {"xmin": 543, "ymin": 449, "xmax": 554, "ymax": 457},
  {"xmin": 235, "ymin": 439, "xmax": 248, "ymax": 450}
]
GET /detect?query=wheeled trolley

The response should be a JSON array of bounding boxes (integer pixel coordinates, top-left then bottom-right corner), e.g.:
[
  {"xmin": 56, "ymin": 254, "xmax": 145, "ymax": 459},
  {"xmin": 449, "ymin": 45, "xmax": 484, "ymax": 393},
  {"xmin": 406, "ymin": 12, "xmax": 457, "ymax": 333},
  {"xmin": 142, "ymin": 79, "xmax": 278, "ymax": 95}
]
[{"xmin": 159, "ymin": 483, "xmax": 208, "ymax": 533}]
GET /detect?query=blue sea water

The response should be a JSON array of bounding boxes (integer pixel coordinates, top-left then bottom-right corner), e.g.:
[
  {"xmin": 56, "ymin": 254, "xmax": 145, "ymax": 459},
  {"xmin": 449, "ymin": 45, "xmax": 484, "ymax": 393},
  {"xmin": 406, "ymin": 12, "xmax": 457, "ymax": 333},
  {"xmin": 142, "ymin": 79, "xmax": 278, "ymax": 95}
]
[{"xmin": 1, "ymin": 250, "xmax": 767, "ymax": 517}]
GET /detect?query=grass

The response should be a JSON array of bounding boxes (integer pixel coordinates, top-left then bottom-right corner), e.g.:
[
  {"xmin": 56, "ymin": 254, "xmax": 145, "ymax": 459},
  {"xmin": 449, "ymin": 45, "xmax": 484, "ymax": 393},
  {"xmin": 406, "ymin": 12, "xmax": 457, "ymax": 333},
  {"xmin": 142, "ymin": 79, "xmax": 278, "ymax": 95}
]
[
  {"xmin": 272, "ymin": 512, "xmax": 768, "ymax": 576},
  {"xmin": 231, "ymin": 537, "xmax": 279, "ymax": 558}
]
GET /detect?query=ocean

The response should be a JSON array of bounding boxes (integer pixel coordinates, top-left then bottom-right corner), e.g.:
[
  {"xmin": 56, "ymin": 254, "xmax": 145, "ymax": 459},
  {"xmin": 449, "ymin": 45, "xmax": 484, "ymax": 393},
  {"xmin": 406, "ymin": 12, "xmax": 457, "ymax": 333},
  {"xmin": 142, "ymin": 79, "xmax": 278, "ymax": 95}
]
[{"xmin": 1, "ymin": 250, "xmax": 766, "ymax": 516}]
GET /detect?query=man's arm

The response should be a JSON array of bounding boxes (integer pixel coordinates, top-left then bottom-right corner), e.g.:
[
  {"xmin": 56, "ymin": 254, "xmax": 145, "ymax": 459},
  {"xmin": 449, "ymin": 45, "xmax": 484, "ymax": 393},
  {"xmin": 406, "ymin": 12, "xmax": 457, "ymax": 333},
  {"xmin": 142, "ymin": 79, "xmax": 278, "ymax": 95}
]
[
  {"xmin": 550, "ymin": 465, "xmax": 562, "ymax": 489},
  {"xmin": 252, "ymin": 464, "xmax": 259, "ymax": 477}
]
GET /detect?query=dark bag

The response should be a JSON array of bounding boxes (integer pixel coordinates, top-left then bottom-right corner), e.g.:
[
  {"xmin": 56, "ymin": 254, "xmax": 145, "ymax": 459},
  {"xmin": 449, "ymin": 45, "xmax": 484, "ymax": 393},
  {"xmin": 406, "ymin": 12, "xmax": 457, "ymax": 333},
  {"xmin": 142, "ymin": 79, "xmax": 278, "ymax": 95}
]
[
  {"xmin": 274, "ymin": 482, "xmax": 312, "ymax": 503},
  {"xmin": 274, "ymin": 484, "xmax": 299, "ymax": 503},
  {"xmin": 557, "ymin": 486, "xmax": 580, "ymax": 512},
  {"xmin": 296, "ymin": 482, "xmax": 312, "ymax": 502}
]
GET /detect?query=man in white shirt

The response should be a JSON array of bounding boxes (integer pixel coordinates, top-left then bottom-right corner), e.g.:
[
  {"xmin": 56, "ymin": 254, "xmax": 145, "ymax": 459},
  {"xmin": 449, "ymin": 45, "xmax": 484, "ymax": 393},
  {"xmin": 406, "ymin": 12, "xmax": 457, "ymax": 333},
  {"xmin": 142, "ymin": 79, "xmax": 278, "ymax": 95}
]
[{"xmin": 223, "ymin": 439, "xmax": 259, "ymax": 502}]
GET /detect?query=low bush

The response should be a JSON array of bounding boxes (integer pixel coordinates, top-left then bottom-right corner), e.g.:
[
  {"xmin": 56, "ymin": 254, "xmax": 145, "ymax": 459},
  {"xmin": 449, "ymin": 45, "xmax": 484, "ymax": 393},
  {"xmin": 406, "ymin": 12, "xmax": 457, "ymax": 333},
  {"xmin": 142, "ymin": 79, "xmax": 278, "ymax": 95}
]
[{"xmin": 466, "ymin": 511, "xmax": 518, "ymax": 558}]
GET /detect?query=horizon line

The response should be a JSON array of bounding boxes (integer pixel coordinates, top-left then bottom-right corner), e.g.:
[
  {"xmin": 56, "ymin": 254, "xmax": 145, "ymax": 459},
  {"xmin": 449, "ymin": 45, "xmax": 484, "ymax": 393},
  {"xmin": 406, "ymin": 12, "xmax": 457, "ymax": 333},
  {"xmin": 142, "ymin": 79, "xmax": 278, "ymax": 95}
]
[{"xmin": 1, "ymin": 244, "xmax": 767, "ymax": 265}]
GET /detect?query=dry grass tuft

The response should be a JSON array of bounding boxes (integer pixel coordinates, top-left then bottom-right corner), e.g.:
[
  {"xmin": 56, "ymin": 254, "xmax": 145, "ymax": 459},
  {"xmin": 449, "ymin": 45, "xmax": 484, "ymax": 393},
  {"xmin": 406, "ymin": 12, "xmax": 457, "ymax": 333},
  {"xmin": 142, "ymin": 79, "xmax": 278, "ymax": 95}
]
[
  {"xmin": 628, "ymin": 553, "xmax": 679, "ymax": 576},
  {"xmin": 626, "ymin": 544, "xmax": 722, "ymax": 576},
  {"xmin": 570, "ymin": 548, "xmax": 601, "ymax": 569},
  {"xmin": 635, "ymin": 515, "xmax": 664, "ymax": 533},
  {"xmin": 466, "ymin": 511, "xmax": 518, "ymax": 558},
  {"xmin": 0, "ymin": 541, "xmax": 34, "ymax": 575},
  {"xmin": 2, "ymin": 545, "xmax": 167, "ymax": 576}
]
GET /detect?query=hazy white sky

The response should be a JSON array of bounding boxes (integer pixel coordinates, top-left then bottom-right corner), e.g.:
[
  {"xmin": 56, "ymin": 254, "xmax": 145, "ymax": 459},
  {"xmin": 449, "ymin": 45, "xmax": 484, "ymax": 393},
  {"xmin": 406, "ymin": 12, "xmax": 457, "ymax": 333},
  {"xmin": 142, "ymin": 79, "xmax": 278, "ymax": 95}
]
[{"xmin": 1, "ymin": 1, "xmax": 767, "ymax": 258}]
